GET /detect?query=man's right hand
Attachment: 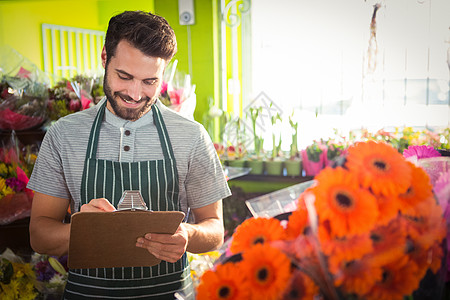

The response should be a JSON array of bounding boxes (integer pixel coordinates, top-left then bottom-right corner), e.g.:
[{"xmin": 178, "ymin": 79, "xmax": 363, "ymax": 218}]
[{"xmin": 80, "ymin": 198, "xmax": 116, "ymax": 212}]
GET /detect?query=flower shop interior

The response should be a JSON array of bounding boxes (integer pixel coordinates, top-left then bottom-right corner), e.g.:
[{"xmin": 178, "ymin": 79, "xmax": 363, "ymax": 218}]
[{"xmin": 1, "ymin": 0, "xmax": 450, "ymax": 299}]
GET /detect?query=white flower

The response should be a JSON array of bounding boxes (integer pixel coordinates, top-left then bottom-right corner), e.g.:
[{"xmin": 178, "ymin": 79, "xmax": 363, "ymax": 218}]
[{"xmin": 208, "ymin": 105, "xmax": 223, "ymax": 118}]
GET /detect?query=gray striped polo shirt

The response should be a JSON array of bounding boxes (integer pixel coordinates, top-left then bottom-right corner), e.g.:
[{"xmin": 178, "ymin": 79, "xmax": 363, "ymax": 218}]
[{"xmin": 28, "ymin": 98, "xmax": 231, "ymax": 215}]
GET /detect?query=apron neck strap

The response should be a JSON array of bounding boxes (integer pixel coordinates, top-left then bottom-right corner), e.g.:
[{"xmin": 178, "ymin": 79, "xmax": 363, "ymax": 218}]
[
  {"xmin": 152, "ymin": 104, "xmax": 175, "ymax": 161},
  {"xmin": 84, "ymin": 100, "xmax": 106, "ymax": 159}
]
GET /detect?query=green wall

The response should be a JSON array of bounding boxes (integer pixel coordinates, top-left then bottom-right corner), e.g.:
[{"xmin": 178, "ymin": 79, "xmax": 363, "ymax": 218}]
[
  {"xmin": 0, "ymin": 0, "xmax": 99, "ymax": 69},
  {"xmin": 154, "ymin": 0, "xmax": 218, "ymax": 122},
  {"xmin": 0, "ymin": 0, "xmax": 154, "ymax": 70},
  {"xmin": 0, "ymin": 0, "xmax": 217, "ymax": 122}
]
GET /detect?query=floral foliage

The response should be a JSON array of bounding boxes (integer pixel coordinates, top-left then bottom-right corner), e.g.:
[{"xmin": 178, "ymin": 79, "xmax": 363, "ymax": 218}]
[
  {"xmin": 198, "ymin": 140, "xmax": 447, "ymax": 300},
  {"xmin": 159, "ymin": 60, "xmax": 196, "ymax": 116},
  {"xmin": 31, "ymin": 253, "xmax": 68, "ymax": 296},
  {"xmin": 0, "ymin": 70, "xmax": 48, "ymax": 131},
  {"xmin": 0, "ymin": 248, "xmax": 68, "ymax": 299},
  {"xmin": 403, "ymin": 145, "xmax": 450, "ymax": 281},
  {"xmin": 0, "ymin": 255, "xmax": 38, "ymax": 300},
  {"xmin": 0, "ymin": 142, "xmax": 37, "ymax": 225},
  {"xmin": 47, "ymin": 75, "xmax": 101, "ymax": 121},
  {"xmin": 300, "ymin": 126, "xmax": 449, "ymax": 178}
]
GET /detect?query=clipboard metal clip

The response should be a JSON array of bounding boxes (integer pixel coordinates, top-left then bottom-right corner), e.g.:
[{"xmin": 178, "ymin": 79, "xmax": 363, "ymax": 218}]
[{"xmin": 117, "ymin": 190, "xmax": 149, "ymax": 211}]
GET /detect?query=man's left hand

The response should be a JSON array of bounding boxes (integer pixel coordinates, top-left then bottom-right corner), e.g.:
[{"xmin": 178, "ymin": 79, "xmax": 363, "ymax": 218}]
[{"xmin": 136, "ymin": 223, "xmax": 189, "ymax": 263}]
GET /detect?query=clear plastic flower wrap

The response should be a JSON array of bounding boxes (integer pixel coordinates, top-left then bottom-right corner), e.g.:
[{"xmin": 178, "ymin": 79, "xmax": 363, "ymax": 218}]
[
  {"xmin": 0, "ymin": 46, "xmax": 49, "ymax": 131},
  {"xmin": 196, "ymin": 140, "xmax": 448, "ymax": 300},
  {"xmin": 159, "ymin": 59, "xmax": 196, "ymax": 119},
  {"xmin": 404, "ymin": 145, "xmax": 450, "ymax": 282},
  {"xmin": 47, "ymin": 74, "xmax": 96, "ymax": 121}
]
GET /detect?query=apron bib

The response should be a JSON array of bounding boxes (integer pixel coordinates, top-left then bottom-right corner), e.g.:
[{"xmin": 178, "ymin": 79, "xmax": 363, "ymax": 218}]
[{"xmin": 64, "ymin": 102, "xmax": 194, "ymax": 299}]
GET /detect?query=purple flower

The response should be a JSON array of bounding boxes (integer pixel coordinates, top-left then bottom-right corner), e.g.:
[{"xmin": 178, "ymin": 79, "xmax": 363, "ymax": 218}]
[
  {"xmin": 403, "ymin": 145, "xmax": 441, "ymax": 159},
  {"xmin": 35, "ymin": 260, "xmax": 55, "ymax": 281},
  {"xmin": 34, "ymin": 255, "xmax": 69, "ymax": 282},
  {"xmin": 58, "ymin": 255, "xmax": 69, "ymax": 272},
  {"xmin": 5, "ymin": 177, "xmax": 27, "ymax": 192}
]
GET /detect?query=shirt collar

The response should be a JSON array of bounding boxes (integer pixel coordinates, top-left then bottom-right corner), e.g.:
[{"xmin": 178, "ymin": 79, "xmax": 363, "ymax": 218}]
[{"xmin": 99, "ymin": 97, "xmax": 155, "ymax": 129}]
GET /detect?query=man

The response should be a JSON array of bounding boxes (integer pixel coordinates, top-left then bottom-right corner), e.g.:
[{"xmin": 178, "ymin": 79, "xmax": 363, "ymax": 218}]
[{"xmin": 28, "ymin": 11, "xmax": 231, "ymax": 299}]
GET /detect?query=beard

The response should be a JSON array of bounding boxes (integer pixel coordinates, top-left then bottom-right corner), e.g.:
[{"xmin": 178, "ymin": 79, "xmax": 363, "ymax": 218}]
[{"xmin": 103, "ymin": 66, "xmax": 155, "ymax": 121}]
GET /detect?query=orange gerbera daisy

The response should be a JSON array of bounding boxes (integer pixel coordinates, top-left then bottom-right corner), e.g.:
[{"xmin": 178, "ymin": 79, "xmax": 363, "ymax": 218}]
[
  {"xmin": 402, "ymin": 199, "xmax": 446, "ymax": 250},
  {"xmin": 428, "ymin": 241, "xmax": 445, "ymax": 274},
  {"xmin": 398, "ymin": 162, "xmax": 434, "ymax": 217},
  {"xmin": 374, "ymin": 193, "xmax": 401, "ymax": 226},
  {"xmin": 313, "ymin": 167, "xmax": 379, "ymax": 237},
  {"xmin": 345, "ymin": 140, "xmax": 412, "ymax": 197},
  {"xmin": 281, "ymin": 269, "xmax": 319, "ymax": 300},
  {"xmin": 407, "ymin": 239, "xmax": 444, "ymax": 280},
  {"xmin": 364, "ymin": 256, "xmax": 421, "ymax": 300},
  {"xmin": 285, "ymin": 204, "xmax": 310, "ymax": 240},
  {"xmin": 230, "ymin": 217, "xmax": 285, "ymax": 254},
  {"xmin": 369, "ymin": 217, "xmax": 407, "ymax": 266},
  {"xmin": 333, "ymin": 256, "xmax": 383, "ymax": 295},
  {"xmin": 240, "ymin": 244, "xmax": 292, "ymax": 300},
  {"xmin": 196, "ymin": 262, "xmax": 251, "ymax": 300},
  {"xmin": 272, "ymin": 233, "xmax": 319, "ymax": 273},
  {"xmin": 319, "ymin": 229, "xmax": 373, "ymax": 274}
]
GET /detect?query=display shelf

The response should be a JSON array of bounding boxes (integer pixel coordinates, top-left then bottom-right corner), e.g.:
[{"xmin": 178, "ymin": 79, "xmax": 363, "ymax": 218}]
[
  {"xmin": 0, "ymin": 217, "xmax": 33, "ymax": 255},
  {"xmin": 245, "ymin": 180, "xmax": 315, "ymax": 218},
  {"xmin": 0, "ymin": 128, "xmax": 46, "ymax": 146}
]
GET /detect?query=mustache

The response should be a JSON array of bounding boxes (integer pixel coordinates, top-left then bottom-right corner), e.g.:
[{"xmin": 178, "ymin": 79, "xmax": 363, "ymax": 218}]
[{"xmin": 114, "ymin": 92, "xmax": 150, "ymax": 103}]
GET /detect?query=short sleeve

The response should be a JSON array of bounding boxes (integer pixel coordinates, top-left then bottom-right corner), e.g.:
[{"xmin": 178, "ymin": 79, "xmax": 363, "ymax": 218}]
[
  {"xmin": 27, "ymin": 122, "xmax": 71, "ymax": 200},
  {"xmin": 185, "ymin": 127, "xmax": 231, "ymax": 209}
]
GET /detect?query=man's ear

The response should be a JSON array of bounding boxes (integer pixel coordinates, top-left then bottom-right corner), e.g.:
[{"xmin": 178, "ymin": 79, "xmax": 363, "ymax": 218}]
[{"xmin": 101, "ymin": 46, "xmax": 107, "ymax": 68}]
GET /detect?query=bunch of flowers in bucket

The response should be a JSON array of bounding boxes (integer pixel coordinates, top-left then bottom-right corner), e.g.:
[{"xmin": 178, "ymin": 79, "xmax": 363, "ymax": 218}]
[
  {"xmin": 196, "ymin": 140, "xmax": 447, "ymax": 300},
  {"xmin": 0, "ymin": 140, "xmax": 37, "ymax": 225},
  {"xmin": 0, "ymin": 46, "xmax": 50, "ymax": 131},
  {"xmin": 0, "ymin": 68, "xmax": 49, "ymax": 131},
  {"xmin": 0, "ymin": 248, "xmax": 68, "ymax": 299}
]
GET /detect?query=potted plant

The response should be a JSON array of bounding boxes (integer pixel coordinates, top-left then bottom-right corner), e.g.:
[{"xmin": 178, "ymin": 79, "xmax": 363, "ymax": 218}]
[
  {"xmin": 301, "ymin": 140, "xmax": 327, "ymax": 176},
  {"xmin": 226, "ymin": 117, "xmax": 247, "ymax": 168},
  {"xmin": 284, "ymin": 111, "xmax": 302, "ymax": 176},
  {"xmin": 325, "ymin": 139, "xmax": 347, "ymax": 167},
  {"xmin": 265, "ymin": 112, "xmax": 284, "ymax": 176},
  {"xmin": 246, "ymin": 107, "xmax": 265, "ymax": 175}
]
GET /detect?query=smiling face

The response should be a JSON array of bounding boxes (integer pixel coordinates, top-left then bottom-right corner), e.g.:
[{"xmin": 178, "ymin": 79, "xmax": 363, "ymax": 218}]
[{"xmin": 101, "ymin": 40, "xmax": 166, "ymax": 121}]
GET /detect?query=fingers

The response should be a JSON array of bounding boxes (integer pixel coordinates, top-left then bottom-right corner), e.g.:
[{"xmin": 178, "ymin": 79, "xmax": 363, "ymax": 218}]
[
  {"xmin": 136, "ymin": 230, "xmax": 188, "ymax": 263},
  {"xmin": 80, "ymin": 198, "xmax": 116, "ymax": 212},
  {"xmin": 136, "ymin": 238, "xmax": 185, "ymax": 263}
]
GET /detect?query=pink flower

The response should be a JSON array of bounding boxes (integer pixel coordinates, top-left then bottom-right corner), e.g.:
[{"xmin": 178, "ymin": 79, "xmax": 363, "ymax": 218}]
[
  {"xmin": 168, "ymin": 88, "xmax": 184, "ymax": 105},
  {"xmin": 161, "ymin": 81, "xmax": 168, "ymax": 95},
  {"xmin": 403, "ymin": 145, "xmax": 441, "ymax": 159},
  {"xmin": 80, "ymin": 94, "xmax": 91, "ymax": 110},
  {"xmin": 16, "ymin": 166, "xmax": 29, "ymax": 185},
  {"xmin": 69, "ymin": 99, "xmax": 81, "ymax": 111},
  {"xmin": 16, "ymin": 67, "xmax": 31, "ymax": 79}
]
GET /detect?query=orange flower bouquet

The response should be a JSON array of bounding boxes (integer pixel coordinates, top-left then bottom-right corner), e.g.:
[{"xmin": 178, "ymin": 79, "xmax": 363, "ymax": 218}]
[{"xmin": 196, "ymin": 140, "xmax": 447, "ymax": 300}]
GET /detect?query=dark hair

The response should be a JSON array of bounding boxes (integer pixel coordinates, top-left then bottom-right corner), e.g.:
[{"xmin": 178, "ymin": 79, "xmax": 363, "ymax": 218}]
[{"xmin": 104, "ymin": 11, "xmax": 177, "ymax": 63}]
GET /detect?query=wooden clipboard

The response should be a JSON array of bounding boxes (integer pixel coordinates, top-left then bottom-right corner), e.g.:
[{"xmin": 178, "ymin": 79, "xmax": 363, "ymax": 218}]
[{"xmin": 68, "ymin": 210, "xmax": 185, "ymax": 269}]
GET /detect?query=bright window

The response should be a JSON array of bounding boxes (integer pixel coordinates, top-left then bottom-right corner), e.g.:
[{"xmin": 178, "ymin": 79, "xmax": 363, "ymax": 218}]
[{"xmin": 249, "ymin": 0, "xmax": 450, "ymax": 149}]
